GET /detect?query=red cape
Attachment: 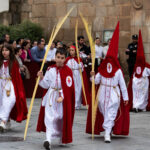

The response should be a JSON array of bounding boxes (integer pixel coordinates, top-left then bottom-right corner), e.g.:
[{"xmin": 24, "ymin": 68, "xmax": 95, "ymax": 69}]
[
  {"xmin": 10, "ymin": 61, "xmax": 28, "ymax": 122},
  {"xmin": 65, "ymin": 56, "xmax": 91, "ymax": 105},
  {"xmin": 128, "ymin": 63, "xmax": 150, "ymax": 111},
  {"xmin": 36, "ymin": 65, "xmax": 75, "ymax": 144},
  {"xmin": 86, "ymin": 89, "xmax": 130, "ymax": 136}
]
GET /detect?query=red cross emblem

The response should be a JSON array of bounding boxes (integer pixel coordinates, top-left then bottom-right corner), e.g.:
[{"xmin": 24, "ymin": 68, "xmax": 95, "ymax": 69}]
[
  {"xmin": 66, "ymin": 76, "xmax": 72, "ymax": 87},
  {"xmin": 107, "ymin": 63, "xmax": 112, "ymax": 73}
]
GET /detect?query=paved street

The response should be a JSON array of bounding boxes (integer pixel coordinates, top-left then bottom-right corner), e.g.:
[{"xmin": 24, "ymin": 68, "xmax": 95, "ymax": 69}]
[{"xmin": 0, "ymin": 98, "xmax": 150, "ymax": 150}]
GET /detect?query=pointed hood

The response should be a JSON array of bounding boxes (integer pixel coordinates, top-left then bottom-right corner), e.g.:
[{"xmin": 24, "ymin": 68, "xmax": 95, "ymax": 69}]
[
  {"xmin": 134, "ymin": 30, "xmax": 146, "ymax": 78},
  {"xmin": 98, "ymin": 22, "xmax": 121, "ymax": 78}
]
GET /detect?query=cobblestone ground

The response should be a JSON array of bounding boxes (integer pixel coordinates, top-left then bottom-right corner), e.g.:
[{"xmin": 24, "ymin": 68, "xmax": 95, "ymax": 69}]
[{"xmin": 0, "ymin": 99, "xmax": 150, "ymax": 150}]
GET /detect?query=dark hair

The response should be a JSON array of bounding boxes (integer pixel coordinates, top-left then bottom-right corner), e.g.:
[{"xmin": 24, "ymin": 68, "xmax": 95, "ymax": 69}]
[
  {"xmin": 22, "ymin": 41, "xmax": 28, "ymax": 49},
  {"xmin": 14, "ymin": 47, "xmax": 22, "ymax": 55},
  {"xmin": 78, "ymin": 35, "xmax": 84, "ymax": 41},
  {"xmin": 95, "ymin": 37, "xmax": 100, "ymax": 40},
  {"xmin": 0, "ymin": 44, "xmax": 16, "ymax": 74},
  {"xmin": 56, "ymin": 48, "xmax": 67, "ymax": 57},
  {"xmin": 37, "ymin": 40, "xmax": 44, "ymax": 45},
  {"xmin": 16, "ymin": 38, "xmax": 23, "ymax": 44}
]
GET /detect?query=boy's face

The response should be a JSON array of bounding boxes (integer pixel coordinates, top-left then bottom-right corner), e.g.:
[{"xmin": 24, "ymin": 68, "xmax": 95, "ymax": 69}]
[
  {"xmin": 55, "ymin": 53, "xmax": 66, "ymax": 67},
  {"xmin": 70, "ymin": 48, "xmax": 76, "ymax": 57}
]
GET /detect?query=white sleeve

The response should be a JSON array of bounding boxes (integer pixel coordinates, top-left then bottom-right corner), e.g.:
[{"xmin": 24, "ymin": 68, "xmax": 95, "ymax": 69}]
[
  {"xmin": 145, "ymin": 67, "xmax": 150, "ymax": 76},
  {"xmin": 90, "ymin": 73, "xmax": 101, "ymax": 85},
  {"xmin": 39, "ymin": 70, "xmax": 51, "ymax": 89},
  {"xmin": 118, "ymin": 70, "xmax": 128, "ymax": 101}
]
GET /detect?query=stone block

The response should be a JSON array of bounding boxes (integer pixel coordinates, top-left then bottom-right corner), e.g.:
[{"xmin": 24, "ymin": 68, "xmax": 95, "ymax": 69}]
[
  {"xmin": 28, "ymin": 0, "xmax": 33, "ymax": 5},
  {"xmin": 38, "ymin": 18, "xmax": 49, "ymax": 30},
  {"xmin": 107, "ymin": 6, "xmax": 122, "ymax": 16},
  {"xmin": 104, "ymin": 16, "xmax": 118, "ymax": 29},
  {"xmin": 145, "ymin": 53, "xmax": 150, "ymax": 63},
  {"xmin": 143, "ymin": 0, "xmax": 150, "ymax": 9},
  {"xmin": 63, "ymin": 29, "xmax": 75, "ymax": 41},
  {"xmin": 34, "ymin": 0, "xmax": 49, "ymax": 4},
  {"xmin": 21, "ymin": 3, "xmax": 32, "ymax": 12},
  {"xmin": 78, "ymin": 3, "xmax": 95, "ymax": 17},
  {"xmin": 96, "ymin": 7, "xmax": 107, "ymax": 17},
  {"xmin": 32, "ymin": 4, "xmax": 47, "ymax": 17},
  {"xmin": 21, "ymin": 12, "xmax": 29, "ymax": 21},
  {"xmin": 56, "ymin": 2, "xmax": 67, "ymax": 17},
  {"xmin": 93, "ymin": 17, "xmax": 104, "ymax": 32},
  {"xmin": 93, "ymin": 0, "xmax": 113, "ymax": 6},
  {"xmin": 145, "ymin": 10, "xmax": 150, "ymax": 26},
  {"xmin": 49, "ymin": 0, "xmax": 65, "ymax": 4},
  {"xmin": 119, "ymin": 17, "xmax": 131, "ymax": 31},
  {"xmin": 46, "ymin": 4, "xmax": 56, "ymax": 17},
  {"xmin": 131, "ymin": 10, "xmax": 144, "ymax": 26},
  {"xmin": 143, "ymin": 43, "xmax": 150, "ymax": 54},
  {"xmin": 122, "ymin": 6, "xmax": 131, "ymax": 16}
]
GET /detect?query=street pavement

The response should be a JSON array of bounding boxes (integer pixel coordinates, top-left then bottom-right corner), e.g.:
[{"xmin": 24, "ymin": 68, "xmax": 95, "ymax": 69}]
[{"xmin": 0, "ymin": 98, "xmax": 150, "ymax": 150}]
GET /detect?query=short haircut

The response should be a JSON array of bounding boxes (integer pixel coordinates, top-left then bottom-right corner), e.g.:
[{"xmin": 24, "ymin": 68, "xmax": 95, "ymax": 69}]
[
  {"xmin": 78, "ymin": 35, "xmax": 84, "ymax": 41},
  {"xmin": 37, "ymin": 40, "xmax": 44, "ymax": 45},
  {"xmin": 56, "ymin": 48, "xmax": 67, "ymax": 57}
]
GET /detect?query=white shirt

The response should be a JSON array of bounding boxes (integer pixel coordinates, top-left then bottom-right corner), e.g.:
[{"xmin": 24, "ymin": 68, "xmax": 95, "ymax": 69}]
[{"xmin": 95, "ymin": 44, "xmax": 103, "ymax": 58}]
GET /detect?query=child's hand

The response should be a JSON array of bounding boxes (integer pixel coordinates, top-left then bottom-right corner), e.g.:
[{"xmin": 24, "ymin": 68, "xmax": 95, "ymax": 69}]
[
  {"xmin": 124, "ymin": 100, "xmax": 129, "ymax": 106},
  {"xmin": 90, "ymin": 71, "xmax": 95, "ymax": 76},
  {"xmin": 56, "ymin": 97, "xmax": 63, "ymax": 103},
  {"xmin": 37, "ymin": 71, "xmax": 43, "ymax": 80}
]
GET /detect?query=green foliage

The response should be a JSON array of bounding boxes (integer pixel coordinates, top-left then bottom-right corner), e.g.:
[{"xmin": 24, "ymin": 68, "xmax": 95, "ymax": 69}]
[{"xmin": 0, "ymin": 20, "xmax": 44, "ymax": 41}]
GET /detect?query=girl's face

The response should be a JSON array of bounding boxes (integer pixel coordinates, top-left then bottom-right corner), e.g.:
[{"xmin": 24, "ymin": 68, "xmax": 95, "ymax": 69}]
[
  {"xmin": 69, "ymin": 48, "xmax": 76, "ymax": 57},
  {"xmin": 2, "ymin": 47, "xmax": 10, "ymax": 59},
  {"xmin": 18, "ymin": 49, "xmax": 22, "ymax": 56},
  {"xmin": 25, "ymin": 43, "xmax": 30, "ymax": 50},
  {"xmin": 13, "ymin": 41, "xmax": 17, "ymax": 49}
]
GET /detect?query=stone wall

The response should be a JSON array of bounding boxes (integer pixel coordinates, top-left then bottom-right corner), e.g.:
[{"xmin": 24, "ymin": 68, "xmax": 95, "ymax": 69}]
[{"xmin": 1, "ymin": 0, "xmax": 150, "ymax": 74}]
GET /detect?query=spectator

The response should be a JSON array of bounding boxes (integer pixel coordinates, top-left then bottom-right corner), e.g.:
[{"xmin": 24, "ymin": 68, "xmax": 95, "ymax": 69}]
[
  {"xmin": 46, "ymin": 42, "xmax": 56, "ymax": 62},
  {"xmin": 126, "ymin": 34, "xmax": 138, "ymax": 77},
  {"xmin": 21, "ymin": 41, "xmax": 32, "ymax": 62},
  {"xmin": 16, "ymin": 38, "xmax": 24, "ymax": 48},
  {"xmin": 95, "ymin": 37, "xmax": 103, "ymax": 68},
  {"xmin": 15, "ymin": 47, "xmax": 30, "ymax": 80},
  {"xmin": 31, "ymin": 40, "xmax": 45, "ymax": 62}
]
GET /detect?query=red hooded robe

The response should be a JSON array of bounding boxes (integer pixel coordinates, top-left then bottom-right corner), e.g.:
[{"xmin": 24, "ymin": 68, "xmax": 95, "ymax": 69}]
[
  {"xmin": 36, "ymin": 64, "xmax": 75, "ymax": 144},
  {"xmin": 65, "ymin": 55, "xmax": 91, "ymax": 105},
  {"xmin": 86, "ymin": 22, "xmax": 130, "ymax": 136},
  {"xmin": 8, "ymin": 60, "xmax": 28, "ymax": 122},
  {"xmin": 128, "ymin": 30, "xmax": 150, "ymax": 111}
]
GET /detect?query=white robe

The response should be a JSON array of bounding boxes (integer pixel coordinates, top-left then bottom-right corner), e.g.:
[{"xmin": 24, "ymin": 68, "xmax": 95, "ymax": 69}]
[
  {"xmin": 132, "ymin": 67, "xmax": 150, "ymax": 110},
  {"xmin": 66, "ymin": 58, "xmax": 83, "ymax": 109},
  {"xmin": 0, "ymin": 62, "xmax": 16, "ymax": 122},
  {"xmin": 39, "ymin": 67, "xmax": 64, "ymax": 143},
  {"xmin": 93, "ymin": 69, "xmax": 128, "ymax": 134}
]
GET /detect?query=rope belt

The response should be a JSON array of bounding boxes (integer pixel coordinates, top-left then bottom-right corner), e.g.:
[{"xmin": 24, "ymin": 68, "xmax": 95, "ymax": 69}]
[
  {"xmin": 51, "ymin": 88, "xmax": 62, "ymax": 91},
  {"xmin": 101, "ymin": 83, "xmax": 117, "ymax": 88},
  {"xmin": 101, "ymin": 83, "xmax": 120, "ymax": 98},
  {"xmin": 49, "ymin": 88, "xmax": 62, "ymax": 107},
  {"xmin": 0, "ymin": 77, "xmax": 12, "ymax": 80}
]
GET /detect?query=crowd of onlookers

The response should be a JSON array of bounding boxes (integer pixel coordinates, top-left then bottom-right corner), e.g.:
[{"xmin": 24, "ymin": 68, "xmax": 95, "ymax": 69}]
[{"xmin": 0, "ymin": 33, "xmax": 111, "ymax": 80}]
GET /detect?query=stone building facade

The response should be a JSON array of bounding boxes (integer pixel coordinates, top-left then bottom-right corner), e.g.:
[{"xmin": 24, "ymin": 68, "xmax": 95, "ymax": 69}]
[{"xmin": 1, "ymin": 0, "xmax": 150, "ymax": 74}]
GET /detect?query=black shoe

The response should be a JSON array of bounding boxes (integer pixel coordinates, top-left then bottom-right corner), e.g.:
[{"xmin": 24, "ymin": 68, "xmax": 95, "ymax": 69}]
[{"xmin": 43, "ymin": 141, "xmax": 51, "ymax": 150}]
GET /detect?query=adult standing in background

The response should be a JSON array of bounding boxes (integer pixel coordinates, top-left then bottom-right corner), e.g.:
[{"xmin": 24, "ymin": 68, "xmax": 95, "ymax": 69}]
[{"xmin": 126, "ymin": 34, "xmax": 138, "ymax": 77}]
